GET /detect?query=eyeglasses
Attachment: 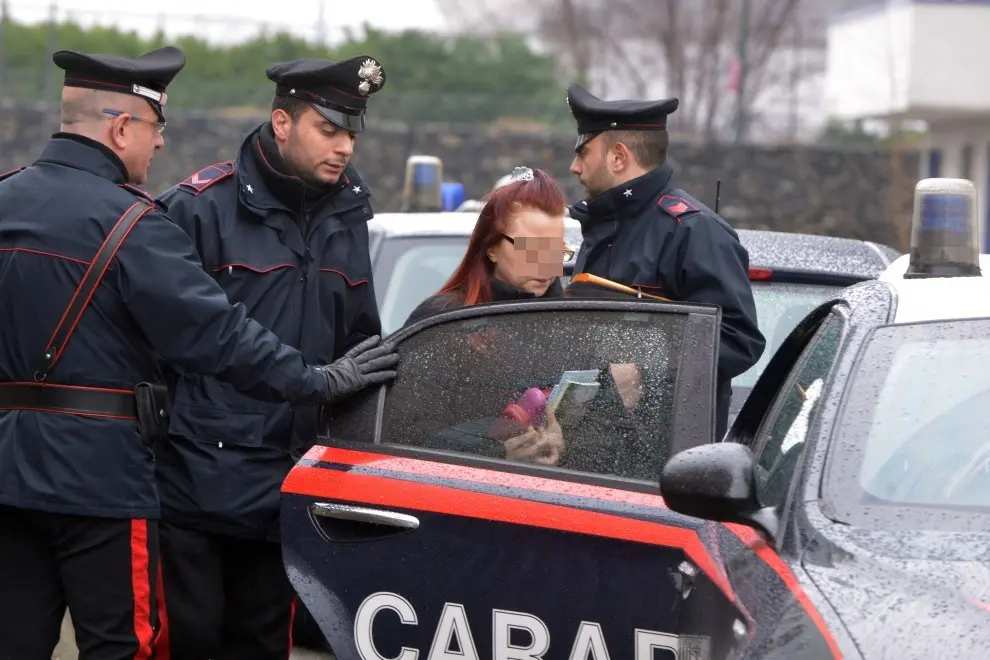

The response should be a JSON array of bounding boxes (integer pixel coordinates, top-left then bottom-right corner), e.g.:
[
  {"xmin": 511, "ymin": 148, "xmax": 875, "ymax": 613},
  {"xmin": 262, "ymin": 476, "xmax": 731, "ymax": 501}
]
[
  {"xmin": 500, "ymin": 233, "xmax": 576, "ymax": 261},
  {"xmin": 103, "ymin": 109, "xmax": 166, "ymax": 135}
]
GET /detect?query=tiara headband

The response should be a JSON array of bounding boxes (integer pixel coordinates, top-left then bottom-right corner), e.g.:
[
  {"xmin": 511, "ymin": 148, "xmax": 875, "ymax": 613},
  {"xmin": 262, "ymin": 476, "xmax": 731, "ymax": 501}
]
[{"xmin": 508, "ymin": 166, "xmax": 534, "ymax": 183}]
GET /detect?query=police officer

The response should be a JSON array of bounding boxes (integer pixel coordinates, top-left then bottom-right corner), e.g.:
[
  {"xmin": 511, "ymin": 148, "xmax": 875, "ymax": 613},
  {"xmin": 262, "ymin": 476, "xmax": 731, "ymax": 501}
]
[
  {"xmin": 0, "ymin": 48, "xmax": 397, "ymax": 659},
  {"xmin": 565, "ymin": 83, "xmax": 765, "ymax": 439},
  {"xmin": 152, "ymin": 55, "xmax": 388, "ymax": 659}
]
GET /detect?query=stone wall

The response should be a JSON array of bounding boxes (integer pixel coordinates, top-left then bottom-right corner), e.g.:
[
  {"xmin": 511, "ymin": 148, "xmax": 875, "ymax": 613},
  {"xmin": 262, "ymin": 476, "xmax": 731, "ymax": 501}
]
[{"xmin": 0, "ymin": 102, "xmax": 918, "ymax": 250}]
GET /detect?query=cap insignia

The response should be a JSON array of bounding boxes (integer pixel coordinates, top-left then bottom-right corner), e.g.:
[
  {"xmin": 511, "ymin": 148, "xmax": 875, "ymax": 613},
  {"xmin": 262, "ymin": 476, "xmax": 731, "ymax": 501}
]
[
  {"xmin": 358, "ymin": 59, "xmax": 383, "ymax": 96},
  {"xmin": 132, "ymin": 84, "xmax": 166, "ymax": 106}
]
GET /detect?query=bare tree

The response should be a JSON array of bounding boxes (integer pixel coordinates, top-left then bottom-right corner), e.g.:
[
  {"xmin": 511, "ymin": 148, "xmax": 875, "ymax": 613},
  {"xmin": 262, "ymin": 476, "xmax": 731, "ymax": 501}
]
[
  {"xmin": 435, "ymin": 0, "xmax": 536, "ymax": 34},
  {"xmin": 437, "ymin": 0, "xmax": 827, "ymax": 143}
]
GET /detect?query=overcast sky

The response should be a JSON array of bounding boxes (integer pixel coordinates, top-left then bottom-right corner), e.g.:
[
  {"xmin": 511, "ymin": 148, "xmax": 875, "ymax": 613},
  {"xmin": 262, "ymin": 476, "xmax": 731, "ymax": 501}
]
[{"xmin": 8, "ymin": 0, "xmax": 449, "ymax": 43}]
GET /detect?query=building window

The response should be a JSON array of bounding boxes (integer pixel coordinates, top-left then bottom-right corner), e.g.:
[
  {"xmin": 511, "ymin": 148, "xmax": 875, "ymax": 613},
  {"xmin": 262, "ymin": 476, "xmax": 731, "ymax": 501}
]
[
  {"xmin": 961, "ymin": 144, "xmax": 973, "ymax": 179},
  {"xmin": 985, "ymin": 145, "xmax": 990, "ymax": 252},
  {"xmin": 928, "ymin": 149, "xmax": 942, "ymax": 178}
]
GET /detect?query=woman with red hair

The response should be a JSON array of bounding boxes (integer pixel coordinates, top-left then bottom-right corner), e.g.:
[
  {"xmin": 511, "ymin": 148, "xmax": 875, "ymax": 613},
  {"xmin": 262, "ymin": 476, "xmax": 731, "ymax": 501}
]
[
  {"xmin": 404, "ymin": 166, "xmax": 573, "ymax": 325},
  {"xmin": 403, "ymin": 166, "xmax": 571, "ymax": 465}
]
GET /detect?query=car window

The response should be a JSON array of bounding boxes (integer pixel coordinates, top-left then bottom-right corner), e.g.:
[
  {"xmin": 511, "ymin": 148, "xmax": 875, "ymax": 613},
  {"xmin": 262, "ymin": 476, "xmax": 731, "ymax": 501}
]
[
  {"xmin": 374, "ymin": 236, "xmax": 470, "ymax": 335},
  {"xmin": 751, "ymin": 312, "xmax": 845, "ymax": 509},
  {"xmin": 372, "ymin": 305, "xmax": 717, "ymax": 484},
  {"xmin": 376, "ymin": 235, "xmax": 579, "ymax": 336},
  {"xmin": 733, "ymin": 282, "xmax": 842, "ymax": 389},
  {"xmin": 845, "ymin": 320, "xmax": 990, "ymax": 511}
]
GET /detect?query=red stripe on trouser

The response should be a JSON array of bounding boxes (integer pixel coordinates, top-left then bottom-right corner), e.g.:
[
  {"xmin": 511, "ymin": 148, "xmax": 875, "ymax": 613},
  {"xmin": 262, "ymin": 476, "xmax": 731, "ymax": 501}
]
[
  {"xmin": 286, "ymin": 598, "xmax": 297, "ymax": 660},
  {"xmin": 152, "ymin": 558, "xmax": 170, "ymax": 659},
  {"xmin": 130, "ymin": 520, "xmax": 153, "ymax": 659}
]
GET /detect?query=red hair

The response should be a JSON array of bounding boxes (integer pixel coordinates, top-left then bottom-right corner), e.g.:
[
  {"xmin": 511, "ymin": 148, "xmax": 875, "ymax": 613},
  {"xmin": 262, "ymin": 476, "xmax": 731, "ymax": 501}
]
[{"xmin": 439, "ymin": 168, "xmax": 567, "ymax": 306}]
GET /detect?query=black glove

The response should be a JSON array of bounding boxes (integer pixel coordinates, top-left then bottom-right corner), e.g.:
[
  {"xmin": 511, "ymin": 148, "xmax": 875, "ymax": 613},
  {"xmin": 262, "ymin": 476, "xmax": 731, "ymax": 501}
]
[{"xmin": 317, "ymin": 335, "xmax": 399, "ymax": 402}]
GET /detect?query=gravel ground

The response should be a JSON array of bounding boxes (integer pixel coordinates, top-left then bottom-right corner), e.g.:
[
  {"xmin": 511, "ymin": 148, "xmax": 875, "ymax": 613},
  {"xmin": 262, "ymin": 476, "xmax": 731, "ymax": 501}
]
[{"xmin": 52, "ymin": 613, "xmax": 334, "ymax": 659}]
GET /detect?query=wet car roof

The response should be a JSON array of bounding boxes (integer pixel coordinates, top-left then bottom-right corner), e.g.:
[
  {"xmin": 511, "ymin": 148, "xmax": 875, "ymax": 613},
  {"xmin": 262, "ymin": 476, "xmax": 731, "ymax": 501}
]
[
  {"xmin": 878, "ymin": 254, "xmax": 990, "ymax": 324},
  {"xmin": 738, "ymin": 229, "xmax": 898, "ymax": 278},
  {"xmin": 368, "ymin": 214, "xmax": 899, "ymax": 278},
  {"xmin": 368, "ymin": 213, "xmax": 481, "ymax": 237}
]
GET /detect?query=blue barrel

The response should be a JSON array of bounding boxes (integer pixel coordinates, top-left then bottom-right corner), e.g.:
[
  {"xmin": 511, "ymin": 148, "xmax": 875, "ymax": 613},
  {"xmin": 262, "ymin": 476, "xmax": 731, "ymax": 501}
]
[{"xmin": 441, "ymin": 182, "xmax": 466, "ymax": 211}]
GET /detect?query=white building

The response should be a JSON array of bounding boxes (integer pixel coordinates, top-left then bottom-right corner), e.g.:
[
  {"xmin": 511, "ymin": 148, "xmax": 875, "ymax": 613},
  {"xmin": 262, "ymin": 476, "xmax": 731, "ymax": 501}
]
[{"xmin": 825, "ymin": 0, "xmax": 990, "ymax": 250}]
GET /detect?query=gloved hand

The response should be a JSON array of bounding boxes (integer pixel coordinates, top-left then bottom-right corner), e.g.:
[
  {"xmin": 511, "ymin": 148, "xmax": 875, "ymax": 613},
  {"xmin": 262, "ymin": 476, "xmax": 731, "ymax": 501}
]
[{"xmin": 316, "ymin": 335, "xmax": 399, "ymax": 402}]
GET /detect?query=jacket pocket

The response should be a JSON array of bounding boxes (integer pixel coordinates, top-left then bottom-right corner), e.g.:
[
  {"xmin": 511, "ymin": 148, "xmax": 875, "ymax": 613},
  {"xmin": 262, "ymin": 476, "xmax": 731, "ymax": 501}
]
[{"xmin": 168, "ymin": 377, "xmax": 267, "ymax": 448}]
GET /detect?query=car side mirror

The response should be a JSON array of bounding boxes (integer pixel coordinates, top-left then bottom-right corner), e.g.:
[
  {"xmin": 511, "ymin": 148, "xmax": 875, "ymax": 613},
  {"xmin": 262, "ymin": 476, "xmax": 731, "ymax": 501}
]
[{"xmin": 660, "ymin": 443, "xmax": 779, "ymax": 541}]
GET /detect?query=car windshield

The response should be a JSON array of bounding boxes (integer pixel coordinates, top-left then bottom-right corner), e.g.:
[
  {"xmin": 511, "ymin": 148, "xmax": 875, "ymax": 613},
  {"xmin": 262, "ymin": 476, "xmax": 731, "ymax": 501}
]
[
  {"xmin": 375, "ymin": 236, "xmax": 471, "ymax": 335},
  {"xmin": 829, "ymin": 318, "xmax": 990, "ymax": 531},
  {"xmin": 732, "ymin": 282, "xmax": 840, "ymax": 388},
  {"xmin": 375, "ymin": 235, "xmax": 577, "ymax": 336}
]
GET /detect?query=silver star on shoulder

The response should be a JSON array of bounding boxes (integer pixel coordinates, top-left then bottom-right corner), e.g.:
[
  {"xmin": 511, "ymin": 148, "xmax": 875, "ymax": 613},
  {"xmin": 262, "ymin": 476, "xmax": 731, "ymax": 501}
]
[
  {"xmin": 246, "ymin": 184, "xmax": 254, "ymax": 194},
  {"xmin": 623, "ymin": 189, "xmax": 633, "ymax": 197},
  {"xmin": 581, "ymin": 200, "xmax": 587, "ymax": 205},
  {"xmin": 352, "ymin": 185, "xmax": 362, "ymax": 194}
]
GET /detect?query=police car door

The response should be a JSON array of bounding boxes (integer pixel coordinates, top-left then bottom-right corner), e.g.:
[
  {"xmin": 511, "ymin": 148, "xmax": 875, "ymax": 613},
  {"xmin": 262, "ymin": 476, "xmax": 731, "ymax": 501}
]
[{"xmin": 281, "ymin": 298, "xmax": 737, "ymax": 660}]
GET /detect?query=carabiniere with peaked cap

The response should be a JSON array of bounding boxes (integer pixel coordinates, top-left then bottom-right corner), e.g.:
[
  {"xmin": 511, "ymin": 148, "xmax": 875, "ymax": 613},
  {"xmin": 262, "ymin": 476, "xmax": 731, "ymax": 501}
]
[
  {"xmin": 52, "ymin": 46, "xmax": 186, "ymax": 123},
  {"xmin": 266, "ymin": 55, "xmax": 387, "ymax": 134},
  {"xmin": 566, "ymin": 82, "xmax": 679, "ymax": 153}
]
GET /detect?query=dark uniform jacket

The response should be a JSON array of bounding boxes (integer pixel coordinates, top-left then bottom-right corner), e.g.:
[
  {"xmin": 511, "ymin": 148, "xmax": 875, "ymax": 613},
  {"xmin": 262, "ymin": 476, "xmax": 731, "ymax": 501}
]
[
  {"xmin": 569, "ymin": 162, "xmax": 765, "ymax": 437},
  {"xmin": 0, "ymin": 135, "xmax": 328, "ymax": 520},
  {"xmin": 155, "ymin": 122, "xmax": 381, "ymax": 540}
]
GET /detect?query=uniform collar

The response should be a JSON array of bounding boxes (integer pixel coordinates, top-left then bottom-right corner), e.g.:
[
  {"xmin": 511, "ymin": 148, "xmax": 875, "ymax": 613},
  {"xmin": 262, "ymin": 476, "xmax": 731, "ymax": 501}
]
[
  {"xmin": 573, "ymin": 162, "xmax": 674, "ymax": 226},
  {"xmin": 35, "ymin": 133, "xmax": 129, "ymax": 184},
  {"xmin": 254, "ymin": 122, "xmax": 344, "ymax": 207},
  {"xmin": 235, "ymin": 122, "xmax": 369, "ymax": 218}
]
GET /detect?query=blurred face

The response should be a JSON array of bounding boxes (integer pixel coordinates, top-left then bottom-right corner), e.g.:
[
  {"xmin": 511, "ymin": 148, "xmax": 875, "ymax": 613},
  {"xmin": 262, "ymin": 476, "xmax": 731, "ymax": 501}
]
[
  {"xmin": 487, "ymin": 206, "xmax": 566, "ymax": 296},
  {"xmin": 106, "ymin": 100, "xmax": 166, "ymax": 185},
  {"xmin": 272, "ymin": 105, "xmax": 356, "ymax": 187},
  {"xmin": 569, "ymin": 134, "xmax": 616, "ymax": 199}
]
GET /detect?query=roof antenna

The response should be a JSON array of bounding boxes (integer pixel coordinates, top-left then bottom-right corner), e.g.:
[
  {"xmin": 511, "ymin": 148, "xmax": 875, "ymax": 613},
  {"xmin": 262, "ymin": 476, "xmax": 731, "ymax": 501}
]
[{"xmin": 714, "ymin": 179, "xmax": 722, "ymax": 214}]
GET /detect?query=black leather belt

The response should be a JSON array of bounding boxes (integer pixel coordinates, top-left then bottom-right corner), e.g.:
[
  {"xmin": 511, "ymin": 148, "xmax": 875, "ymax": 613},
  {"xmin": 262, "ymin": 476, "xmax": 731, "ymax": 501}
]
[{"xmin": 0, "ymin": 383, "xmax": 138, "ymax": 420}]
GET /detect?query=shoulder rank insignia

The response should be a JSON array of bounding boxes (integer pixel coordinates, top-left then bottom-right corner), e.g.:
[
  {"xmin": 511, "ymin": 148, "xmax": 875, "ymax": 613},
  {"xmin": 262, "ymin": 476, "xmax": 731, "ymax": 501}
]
[
  {"xmin": 0, "ymin": 167, "xmax": 26, "ymax": 182},
  {"xmin": 658, "ymin": 194, "xmax": 699, "ymax": 221},
  {"xmin": 118, "ymin": 182, "xmax": 155, "ymax": 203},
  {"xmin": 179, "ymin": 161, "xmax": 236, "ymax": 195}
]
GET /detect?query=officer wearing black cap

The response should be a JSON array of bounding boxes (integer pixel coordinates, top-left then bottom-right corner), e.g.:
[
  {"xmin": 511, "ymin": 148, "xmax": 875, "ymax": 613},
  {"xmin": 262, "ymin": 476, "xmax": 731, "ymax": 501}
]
[
  {"xmin": 0, "ymin": 48, "xmax": 397, "ymax": 659},
  {"xmin": 565, "ymin": 83, "xmax": 765, "ymax": 440},
  {"xmin": 153, "ymin": 55, "xmax": 389, "ymax": 659}
]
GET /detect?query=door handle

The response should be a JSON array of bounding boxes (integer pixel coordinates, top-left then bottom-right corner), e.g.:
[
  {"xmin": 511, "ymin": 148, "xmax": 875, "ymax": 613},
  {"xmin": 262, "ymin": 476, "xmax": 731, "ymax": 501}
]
[{"xmin": 310, "ymin": 502, "xmax": 420, "ymax": 530}]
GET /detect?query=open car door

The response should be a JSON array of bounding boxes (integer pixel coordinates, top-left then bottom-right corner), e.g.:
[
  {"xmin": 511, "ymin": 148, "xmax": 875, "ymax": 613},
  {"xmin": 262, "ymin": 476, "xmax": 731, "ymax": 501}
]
[{"xmin": 281, "ymin": 298, "xmax": 742, "ymax": 659}]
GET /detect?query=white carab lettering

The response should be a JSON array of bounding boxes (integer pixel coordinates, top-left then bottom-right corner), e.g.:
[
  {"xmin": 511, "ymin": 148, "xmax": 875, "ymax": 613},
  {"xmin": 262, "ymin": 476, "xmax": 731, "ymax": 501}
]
[
  {"xmin": 351, "ymin": 592, "xmax": 698, "ymax": 660},
  {"xmin": 428, "ymin": 603, "xmax": 480, "ymax": 660},
  {"xmin": 568, "ymin": 621, "xmax": 611, "ymax": 660},
  {"xmin": 354, "ymin": 592, "xmax": 420, "ymax": 660},
  {"xmin": 634, "ymin": 629, "xmax": 679, "ymax": 660},
  {"xmin": 493, "ymin": 609, "xmax": 551, "ymax": 660}
]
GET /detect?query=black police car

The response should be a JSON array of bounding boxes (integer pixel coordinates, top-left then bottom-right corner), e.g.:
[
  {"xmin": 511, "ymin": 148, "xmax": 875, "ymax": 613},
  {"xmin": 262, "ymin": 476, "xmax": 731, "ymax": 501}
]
[{"xmin": 280, "ymin": 177, "xmax": 987, "ymax": 658}]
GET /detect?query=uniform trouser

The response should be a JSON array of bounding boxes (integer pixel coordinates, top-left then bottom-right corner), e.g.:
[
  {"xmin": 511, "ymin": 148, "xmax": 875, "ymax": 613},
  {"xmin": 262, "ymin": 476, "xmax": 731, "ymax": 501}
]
[
  {"xmin": 0, "ymin": 504, "xmax": 159, "ymax": 660},
  {"xmin": 156, "ymin": 521, "xmax": 297, "ymax": 660}
]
